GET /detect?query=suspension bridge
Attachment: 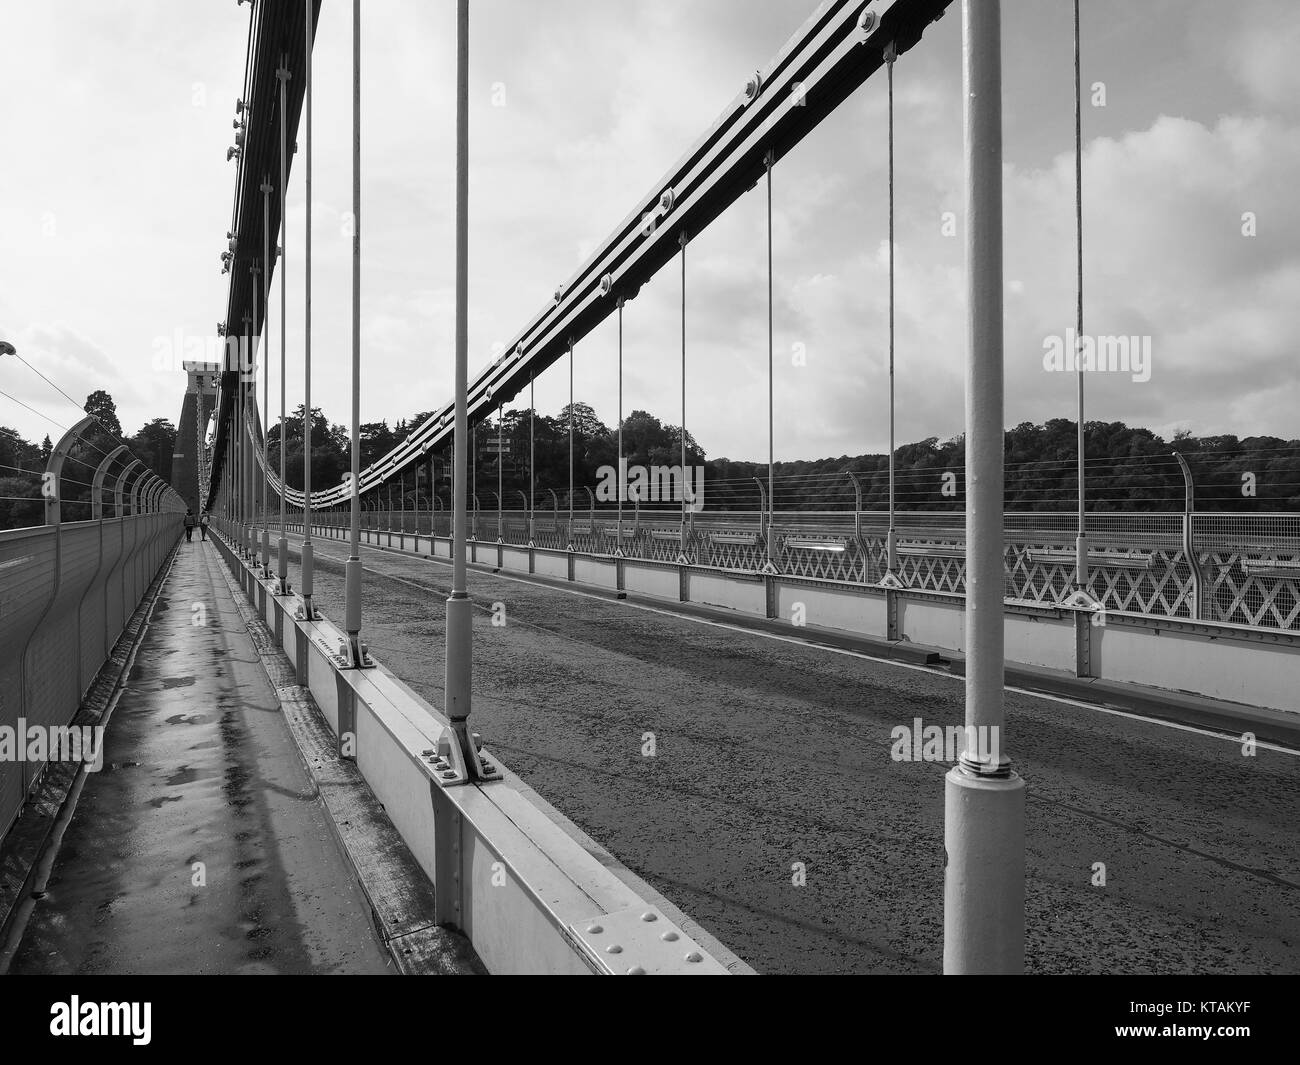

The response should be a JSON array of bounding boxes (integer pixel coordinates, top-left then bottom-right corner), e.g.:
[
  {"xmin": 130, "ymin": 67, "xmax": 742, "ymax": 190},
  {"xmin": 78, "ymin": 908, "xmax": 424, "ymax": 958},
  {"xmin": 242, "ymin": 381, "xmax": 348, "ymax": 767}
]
[{"xmin": 1, "ymin": 0, "xmax": 1297, "ymax": 983}]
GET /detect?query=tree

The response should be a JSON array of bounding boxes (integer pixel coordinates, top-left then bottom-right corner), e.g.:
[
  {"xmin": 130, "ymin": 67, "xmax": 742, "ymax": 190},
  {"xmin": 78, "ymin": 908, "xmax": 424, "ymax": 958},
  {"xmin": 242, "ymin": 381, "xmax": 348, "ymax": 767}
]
[
  {"xmin": 359, "ymin": 421, "xmax": 396, "ymax": 467},
  {"xmin": 0, "ymin": 476, "xmax": 41, "ymax": 528},
  {"xmin": 556, "ymin": 402, "xmax": 608, "ymax": 443},
  {"xmin": 127, "ymin": 418, "xmax": 177, "ymax": 479},
  {"xmin": 265, "ymin": 405, "xmax": 350, "ymax": 491},
  {"xmin": 84, "ymin": 390, "xmax": 122, "ymax": 439}
]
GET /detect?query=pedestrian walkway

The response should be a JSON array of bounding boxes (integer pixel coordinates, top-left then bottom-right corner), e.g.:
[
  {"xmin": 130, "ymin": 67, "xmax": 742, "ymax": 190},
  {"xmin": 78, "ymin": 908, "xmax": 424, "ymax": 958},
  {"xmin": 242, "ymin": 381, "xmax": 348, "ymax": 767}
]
[{"xmin": 7, "ymin": 539, "xmax": 391, "ymax": 974}]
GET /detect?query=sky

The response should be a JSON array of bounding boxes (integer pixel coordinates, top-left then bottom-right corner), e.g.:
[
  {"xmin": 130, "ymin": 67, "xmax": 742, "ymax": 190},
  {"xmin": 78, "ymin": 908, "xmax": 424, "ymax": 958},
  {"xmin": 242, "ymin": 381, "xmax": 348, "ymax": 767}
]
[{"xmin": 2, "ymin": 0, "xmax": 1298, "ymax": 465}]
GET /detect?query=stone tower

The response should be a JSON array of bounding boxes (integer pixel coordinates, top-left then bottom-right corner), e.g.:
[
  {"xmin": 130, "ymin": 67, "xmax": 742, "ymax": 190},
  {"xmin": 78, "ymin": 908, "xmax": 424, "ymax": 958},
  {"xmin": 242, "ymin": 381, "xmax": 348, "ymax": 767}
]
[{"xmin": 171, "ymin": 361, "xmax": 221, "ymax": 513}]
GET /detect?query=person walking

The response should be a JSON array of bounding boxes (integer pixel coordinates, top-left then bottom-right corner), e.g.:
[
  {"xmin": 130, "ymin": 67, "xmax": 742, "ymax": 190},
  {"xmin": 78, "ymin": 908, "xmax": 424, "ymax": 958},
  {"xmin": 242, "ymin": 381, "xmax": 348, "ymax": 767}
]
[
  {"xmin": 184, "ymin": 508, "xmax": 196, "ymax": 542},
  {"xmin": 199, "ymin": 509, "xmax": 209, "ymax": 541}
]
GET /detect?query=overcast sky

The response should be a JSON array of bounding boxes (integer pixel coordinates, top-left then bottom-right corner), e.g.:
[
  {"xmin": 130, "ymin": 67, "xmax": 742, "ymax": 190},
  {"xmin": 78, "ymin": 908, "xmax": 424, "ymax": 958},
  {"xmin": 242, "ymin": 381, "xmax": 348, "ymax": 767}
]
[{"xmin": 2, "ymin": 0, "xmax": 1298, "ymax": 464}]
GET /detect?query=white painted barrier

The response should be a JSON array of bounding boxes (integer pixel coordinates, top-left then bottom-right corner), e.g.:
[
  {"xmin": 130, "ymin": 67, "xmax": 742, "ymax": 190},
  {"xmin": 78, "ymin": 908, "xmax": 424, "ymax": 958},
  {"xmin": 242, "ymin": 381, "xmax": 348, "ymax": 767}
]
[
  {"xmin": 307, "ymin": 526, "xmax": 1298, "ymax": 716},
  {"xmin": 213, "ymin": 526, "xmax": 743, "ymax": 975}
]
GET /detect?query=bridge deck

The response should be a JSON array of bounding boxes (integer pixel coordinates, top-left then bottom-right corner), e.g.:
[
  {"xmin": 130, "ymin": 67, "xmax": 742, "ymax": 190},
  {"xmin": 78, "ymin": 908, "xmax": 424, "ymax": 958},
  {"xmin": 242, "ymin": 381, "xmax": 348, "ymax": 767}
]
[
  {"xmin": 277, "ymin": 529, "xmax": 1300, "ymax": 975},
  {"xmin": 5, "ymin": 539, "xmax": 392, "ymax": 975}
]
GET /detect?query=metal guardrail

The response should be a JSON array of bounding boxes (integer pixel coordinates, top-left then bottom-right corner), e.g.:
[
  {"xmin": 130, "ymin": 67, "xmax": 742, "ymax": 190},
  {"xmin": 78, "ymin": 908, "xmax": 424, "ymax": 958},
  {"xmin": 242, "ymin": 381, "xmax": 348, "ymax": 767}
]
[
  {"xmin": 0, "ymin": 512, "xmax": 182, "ymax": 837},
  {"xmin": 0, "ymin": 414, "xmax": 186, "ymax": 838},
  {"xmin": 301, "ymin": 506, "xmax": 1300, "ymax": 632}
]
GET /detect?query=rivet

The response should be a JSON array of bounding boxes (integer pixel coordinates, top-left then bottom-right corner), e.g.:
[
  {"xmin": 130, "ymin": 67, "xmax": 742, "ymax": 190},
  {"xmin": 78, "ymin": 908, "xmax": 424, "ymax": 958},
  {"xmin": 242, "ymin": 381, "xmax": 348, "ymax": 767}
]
[
  {"xmin": 586, "ymin": 924, "xmax": 603, "ymax": 935},
  {"xmin": 640, "ymin": 911, "xmax": 657, "ymax": 922},
  {"xmin": 684, "ymin": 951, "xmax": 703, "ymax": 963},
  {"xmin": 660, "ymin": 931, "xmax": 679, "ymax": 942},
  {"xmin": 605, "ymin": 944, "xmax": 623, "ymax": 954},
  {"xmin": 626, "ymin": 965, "xmax": 647, "ymax": 975}
]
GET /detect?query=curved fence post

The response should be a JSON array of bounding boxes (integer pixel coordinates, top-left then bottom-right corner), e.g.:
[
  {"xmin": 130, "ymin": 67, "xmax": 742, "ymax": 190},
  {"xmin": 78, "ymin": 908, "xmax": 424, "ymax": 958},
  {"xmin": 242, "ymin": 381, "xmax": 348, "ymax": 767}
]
[
  {"xmin": 1173, "ymin": 451, "xmax": 1202, "ymax": 621},
  {"xmin": 92, "ymin": 444, "xmax": 129, "ymax": 519},
  {"xmin": 133, "ymin": 473, "xmax": 159, "ymax": 602},
  {"xmin": 44, "ymin": 414, "xmax": 97, "ymax": 527},
  {"xmin": 78, "ymin": 451, "xmax": 127, "ymax": 698},
  {"xmin": 114, "ymin": 459, "xmax": 141, "ymax": 515},
  {"xmin": 847, "ymin": 470, "xmax": 866, "ymax": 582},
  {"xmin": 130, "ymin": 469, "xmax": 148, "ymax": 516},
  {"xmin": 119, "ymin": 461, "xmax": 146, "ymax": 629}
]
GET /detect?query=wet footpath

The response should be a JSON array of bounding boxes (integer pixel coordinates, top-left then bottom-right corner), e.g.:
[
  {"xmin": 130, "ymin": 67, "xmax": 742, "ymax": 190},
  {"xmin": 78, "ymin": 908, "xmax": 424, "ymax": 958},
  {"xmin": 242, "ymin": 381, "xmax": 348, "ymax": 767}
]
[{"xmin": 9, "ymin": 538, "xmax": 391, "ymax": 974}]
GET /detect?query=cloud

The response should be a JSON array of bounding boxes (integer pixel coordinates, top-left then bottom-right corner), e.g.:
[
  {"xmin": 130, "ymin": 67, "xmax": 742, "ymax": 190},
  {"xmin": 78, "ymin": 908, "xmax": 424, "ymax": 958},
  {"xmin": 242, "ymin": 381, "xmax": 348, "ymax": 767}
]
[{"xmin": 3, "ymin": 0, "xmax": 1298, "ymax": 471}]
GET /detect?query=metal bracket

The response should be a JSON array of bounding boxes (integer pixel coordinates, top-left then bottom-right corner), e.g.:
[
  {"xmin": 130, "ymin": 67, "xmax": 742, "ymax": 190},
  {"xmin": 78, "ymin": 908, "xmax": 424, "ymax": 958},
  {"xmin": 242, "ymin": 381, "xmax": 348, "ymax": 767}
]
[
  {"xmin": 333, "ymin": 633, "xmax": 376, "ymax": 670},
  {"xmin": 1059, "ymin": 587, "xmax": 1104, "ymax": 612},
  {"xmin": 878, "ymin": 570, "xmax": 906, "ymax": 590},
  {"xmin": 421, "ymin": 732, "xmax": 469, "ymax": 787},
  {"xmin": 568, "ymin": 906, "xmax": 729, "ymax": 975},
  {"xmin": 443, "ymin": 725, "xmax": 503, "ymax": 784}
]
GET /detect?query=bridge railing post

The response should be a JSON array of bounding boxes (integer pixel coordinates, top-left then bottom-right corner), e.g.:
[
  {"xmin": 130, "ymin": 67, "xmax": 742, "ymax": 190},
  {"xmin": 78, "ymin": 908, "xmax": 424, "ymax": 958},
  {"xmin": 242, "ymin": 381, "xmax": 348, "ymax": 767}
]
[
  {"xmin": 92, "ymin": 444, "xmax": 129, "ymax": 520},
  {"xmin": 1173, "ymin": 451, "xmax": 1202, "ymax": 621},
  {"xmin": 944, "ymin": 0, "xmax": 1024, "ymax": 976}
]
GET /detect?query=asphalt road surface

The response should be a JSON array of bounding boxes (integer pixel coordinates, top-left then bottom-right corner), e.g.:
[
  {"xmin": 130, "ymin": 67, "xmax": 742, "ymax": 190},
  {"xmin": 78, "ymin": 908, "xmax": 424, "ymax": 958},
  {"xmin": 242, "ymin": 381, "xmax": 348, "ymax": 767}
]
[{"xmin": 281, "ymin": 530, "xmax": 1300, "ymax": 975}]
